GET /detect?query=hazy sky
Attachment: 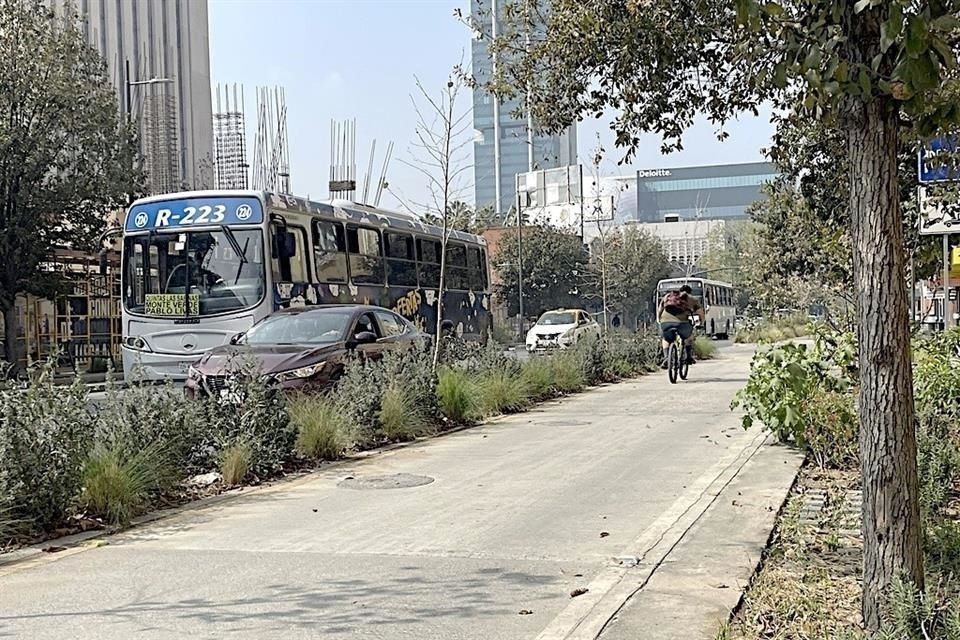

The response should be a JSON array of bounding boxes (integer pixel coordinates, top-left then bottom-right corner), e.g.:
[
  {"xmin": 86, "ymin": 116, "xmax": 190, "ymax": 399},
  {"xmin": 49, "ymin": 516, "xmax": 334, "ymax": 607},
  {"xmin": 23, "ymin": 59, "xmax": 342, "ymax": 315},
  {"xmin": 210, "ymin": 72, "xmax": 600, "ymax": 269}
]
[{"xmin": 208, "ymin": 0, "xmax": 775, "ymax": 210}]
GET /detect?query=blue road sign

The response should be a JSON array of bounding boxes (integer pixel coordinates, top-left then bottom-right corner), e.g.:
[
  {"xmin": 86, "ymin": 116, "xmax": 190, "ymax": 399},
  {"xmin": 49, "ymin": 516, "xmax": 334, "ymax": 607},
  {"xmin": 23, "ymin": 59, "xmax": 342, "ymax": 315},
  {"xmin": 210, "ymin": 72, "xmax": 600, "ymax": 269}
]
[{"xmin": 919, "ymin": 136, "xmax": 960, "ymax": 184}]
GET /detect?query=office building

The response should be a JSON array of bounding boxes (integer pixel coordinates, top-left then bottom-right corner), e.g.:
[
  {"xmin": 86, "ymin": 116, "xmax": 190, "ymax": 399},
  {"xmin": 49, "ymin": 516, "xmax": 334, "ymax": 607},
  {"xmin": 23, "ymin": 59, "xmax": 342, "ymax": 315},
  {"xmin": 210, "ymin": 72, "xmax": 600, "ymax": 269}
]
[
  {"xmin": 625, "ymin": 162, "xmax": 778, "ymax": 223},
  {"xmin": 470, "ymin": 0, "xmax": 577, "ymax": 214},
  {"xmin": 625, "ymin": 219, "xmax": 727, "ymax": 268},
  {"xmin": 49, "ymin": 0, "xmax": 215, "ymax": 193}
]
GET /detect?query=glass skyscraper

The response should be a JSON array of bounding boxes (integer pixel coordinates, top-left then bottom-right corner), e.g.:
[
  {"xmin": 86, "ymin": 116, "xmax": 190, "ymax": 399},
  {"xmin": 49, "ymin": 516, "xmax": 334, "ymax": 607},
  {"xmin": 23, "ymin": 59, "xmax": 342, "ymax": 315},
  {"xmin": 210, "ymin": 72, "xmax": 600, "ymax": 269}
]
[{"xmin": 470, "ymin": 0, "xmax": 577, "ymax": 214}]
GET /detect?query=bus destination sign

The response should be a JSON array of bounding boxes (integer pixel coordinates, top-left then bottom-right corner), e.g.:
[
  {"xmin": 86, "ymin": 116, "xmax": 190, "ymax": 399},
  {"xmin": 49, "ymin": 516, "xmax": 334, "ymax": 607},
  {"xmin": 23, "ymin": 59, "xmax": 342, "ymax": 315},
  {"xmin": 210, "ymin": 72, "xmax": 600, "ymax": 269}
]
[{"xmin": 125, "ymin": 196, "xmax": 264, "ymax": 231}]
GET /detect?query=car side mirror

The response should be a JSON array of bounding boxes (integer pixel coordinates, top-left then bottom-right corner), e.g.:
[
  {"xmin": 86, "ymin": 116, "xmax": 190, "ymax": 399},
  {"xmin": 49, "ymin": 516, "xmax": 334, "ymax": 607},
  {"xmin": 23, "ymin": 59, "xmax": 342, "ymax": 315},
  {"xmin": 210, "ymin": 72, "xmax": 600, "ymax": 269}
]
[
  {"xmin": 350, "ymin": 331, "xmax": 377, "ymax": 347},
  {"xmin": 229, "ymin": 332, "xmax": 244, "ymax": 345}
]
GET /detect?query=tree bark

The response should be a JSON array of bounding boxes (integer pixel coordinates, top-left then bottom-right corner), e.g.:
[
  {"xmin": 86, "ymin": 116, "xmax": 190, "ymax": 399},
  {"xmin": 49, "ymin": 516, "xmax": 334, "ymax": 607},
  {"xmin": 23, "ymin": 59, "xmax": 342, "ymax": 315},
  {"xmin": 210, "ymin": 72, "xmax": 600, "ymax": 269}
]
[
  {"xmin": 846, "ymin": 97, "xmax": 924, "ymax": 630},
  {"xmin": 2, "ymin": 301, "xmax": 18, "ymax": 372}
]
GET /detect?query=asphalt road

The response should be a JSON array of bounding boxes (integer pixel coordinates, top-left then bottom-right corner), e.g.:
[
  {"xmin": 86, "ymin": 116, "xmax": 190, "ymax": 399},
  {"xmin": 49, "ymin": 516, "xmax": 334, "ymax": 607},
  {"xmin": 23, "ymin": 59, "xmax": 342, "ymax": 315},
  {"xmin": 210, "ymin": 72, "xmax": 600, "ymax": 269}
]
[{"xmin": 1, "ymin": 342, "xmax": 778, "ymax": 640}]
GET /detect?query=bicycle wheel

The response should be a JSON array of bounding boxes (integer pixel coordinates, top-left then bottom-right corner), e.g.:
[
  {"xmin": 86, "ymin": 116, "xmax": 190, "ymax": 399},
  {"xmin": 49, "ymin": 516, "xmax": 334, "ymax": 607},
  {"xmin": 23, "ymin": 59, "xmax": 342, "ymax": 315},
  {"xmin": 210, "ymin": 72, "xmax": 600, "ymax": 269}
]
[
  {"xmin": 679, "ymin": 348, "xmax": 690, "ymax": 380},
  {"xmin": 668, "ymin": 342, "xmax": 679, "ymax": 384}
]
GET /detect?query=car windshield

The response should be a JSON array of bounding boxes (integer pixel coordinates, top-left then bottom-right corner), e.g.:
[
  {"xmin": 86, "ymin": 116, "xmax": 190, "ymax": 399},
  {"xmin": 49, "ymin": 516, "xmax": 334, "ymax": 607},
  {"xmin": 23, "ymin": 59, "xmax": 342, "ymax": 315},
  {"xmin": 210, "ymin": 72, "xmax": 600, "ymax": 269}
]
[
  {"xmin": 243, "ymin": 310, "xmax": 354, "ymax": 345},
  {"xmin": 123, "ymin": 229, "xmax": 265, "ymax": 317},
  {"xmin": 538, "ymin": 312, "xmax": 576, "ymax": 326}
]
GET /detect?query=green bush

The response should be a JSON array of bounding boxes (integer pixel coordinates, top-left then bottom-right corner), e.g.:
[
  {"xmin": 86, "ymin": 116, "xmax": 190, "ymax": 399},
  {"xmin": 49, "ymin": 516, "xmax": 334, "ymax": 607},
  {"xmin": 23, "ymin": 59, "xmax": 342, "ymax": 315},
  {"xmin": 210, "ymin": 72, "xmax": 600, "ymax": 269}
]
[
  {"xmin": 916, "ymin": 414, "xmax": 960, "ymax": 517},
  {"xmin": 0, "ymin": 357, "xmax": 95, "ymax": 531},
  {"xmin": 479, "ymin": 371, "xmax": 530, "ymax": 415},
  {"xmin": 80, "ymin": 441, "xmax": 175, "ymax": 526},
  {"xmin": 521, "ymin": 357, "xmax": 558, "ymax": 399},
  {"xmin": 733, "ymin": 340, "xmax": 851, "ymax": 450},
  {"xmin": 96, "ymin": 376, "xmax": 215, "ymax": 475},
  {"xmin": 694, "ymin": 336, "xmax": 717, "ymax": 360},
  {"xmin": 801, "ymin": 390, "xmax": 859, "ymax": 470},
  {"xmin": 550, "ymin": 352, "xmax": 587, "ymax": 394},
  {"xmin": 379, "ymin": 385, "xmax": 432, "ymax": 441},
  {"xmin": 436, "ymin": 367, "xmax": 481, "ymax": 423},
  {"xmin": 876, "ymin": 575, "xmax": 960, "ymax": 640},
  {"xmin": 220, "ymin": 441, "xmax": 252, "ymax": 486},
  {"xmin": 290, "ymin": 395, "xmax": 350, "ymax": 460}
]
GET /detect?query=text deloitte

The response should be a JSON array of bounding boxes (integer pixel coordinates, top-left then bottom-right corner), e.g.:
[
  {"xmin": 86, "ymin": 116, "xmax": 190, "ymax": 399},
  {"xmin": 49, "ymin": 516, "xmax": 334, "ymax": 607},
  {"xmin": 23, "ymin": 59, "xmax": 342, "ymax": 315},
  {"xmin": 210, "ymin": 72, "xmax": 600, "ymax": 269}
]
[{"xmin": 637, "ymin": 169, "xmax": 672, "ymax": 178}]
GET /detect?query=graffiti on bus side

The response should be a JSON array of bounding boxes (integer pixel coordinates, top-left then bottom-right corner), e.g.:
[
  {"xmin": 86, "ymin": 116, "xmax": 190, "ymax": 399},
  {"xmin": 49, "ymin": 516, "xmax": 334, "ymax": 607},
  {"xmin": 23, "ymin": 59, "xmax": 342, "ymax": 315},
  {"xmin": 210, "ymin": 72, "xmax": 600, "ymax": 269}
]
[{"xmin": 272, "ymin": 282, "xmax": 490, "ymax": 337}]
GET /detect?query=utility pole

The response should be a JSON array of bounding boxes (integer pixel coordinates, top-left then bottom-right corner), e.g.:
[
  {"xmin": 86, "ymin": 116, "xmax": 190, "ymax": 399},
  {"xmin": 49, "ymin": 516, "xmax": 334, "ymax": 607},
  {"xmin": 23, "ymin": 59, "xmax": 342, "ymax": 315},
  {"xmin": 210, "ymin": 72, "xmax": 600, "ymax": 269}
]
[
  {"xmin": 516, "ymin": 174, "xmax": 524, "ymax": 339},
  {"xmin": 491, "ymin": 0, "xmax": 502, "ymax": 217}
]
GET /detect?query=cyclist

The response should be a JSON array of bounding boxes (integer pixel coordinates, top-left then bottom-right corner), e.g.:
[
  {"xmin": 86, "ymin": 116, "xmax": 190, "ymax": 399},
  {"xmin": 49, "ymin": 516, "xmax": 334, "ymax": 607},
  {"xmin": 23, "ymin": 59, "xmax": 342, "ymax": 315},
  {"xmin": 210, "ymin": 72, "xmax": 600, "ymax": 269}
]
[{"xmin": 657, "ymin": 284, "xmax": 705, "ymax": 367}]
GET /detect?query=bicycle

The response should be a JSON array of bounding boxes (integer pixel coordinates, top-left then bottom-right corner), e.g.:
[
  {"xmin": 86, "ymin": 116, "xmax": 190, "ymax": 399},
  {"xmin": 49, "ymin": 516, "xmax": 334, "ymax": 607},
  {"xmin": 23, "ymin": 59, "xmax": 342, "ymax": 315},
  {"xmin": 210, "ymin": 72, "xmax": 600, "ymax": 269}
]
[{"xmin": 666, "ymin": 330, "xmax": 690, "ymax": 384}]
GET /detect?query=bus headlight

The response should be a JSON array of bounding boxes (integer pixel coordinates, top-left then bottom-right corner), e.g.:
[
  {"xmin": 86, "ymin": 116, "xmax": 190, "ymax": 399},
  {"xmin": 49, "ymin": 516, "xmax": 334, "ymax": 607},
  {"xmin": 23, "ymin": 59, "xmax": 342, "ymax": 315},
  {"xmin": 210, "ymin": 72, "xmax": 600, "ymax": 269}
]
[
  {"xmin": 275, "ymin": 362, "xmax": 326, "ymax": 382},
  {"xmin": 123, "ymin": 336, "xmax": 152, "ymax": 352}
]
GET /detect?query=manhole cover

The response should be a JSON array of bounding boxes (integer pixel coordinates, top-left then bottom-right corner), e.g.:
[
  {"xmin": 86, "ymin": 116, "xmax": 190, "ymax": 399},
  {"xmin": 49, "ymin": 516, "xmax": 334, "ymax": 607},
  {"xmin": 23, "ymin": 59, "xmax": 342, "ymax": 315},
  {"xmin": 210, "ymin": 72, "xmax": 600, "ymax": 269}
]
[
  {"xmin": 338, "ymin": 473, "xmax": 435, "ymax": 490},
  {"xmin": 538, "ymin": 420, "xmax": 591, "ymax": 427}
]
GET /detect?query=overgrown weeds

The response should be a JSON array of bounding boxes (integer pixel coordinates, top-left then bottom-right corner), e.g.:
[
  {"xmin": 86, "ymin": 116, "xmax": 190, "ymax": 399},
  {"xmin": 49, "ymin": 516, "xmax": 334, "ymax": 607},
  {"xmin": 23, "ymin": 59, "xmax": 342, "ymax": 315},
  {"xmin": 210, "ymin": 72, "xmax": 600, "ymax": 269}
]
[
  {"xmin": 479, "ymin": 371, "xmax": 530, "ymax": 415},
  {"xmin": 290, "ymin": 395, "xmax": 349, "ymax": 460},
  {"xmin": 80, "ymin": 441, "xmax": 174, "ymax": 526},
  {"xmin": 379, "ymin": 385, "xmax": 431, "ymax": 441},
  {"xmin": 219, "ymin": 442, "xmax": 253, "ymax": 486},
  {"xmin": 436, "ymin": 367, "xmax": 481, "ymax": 423}
]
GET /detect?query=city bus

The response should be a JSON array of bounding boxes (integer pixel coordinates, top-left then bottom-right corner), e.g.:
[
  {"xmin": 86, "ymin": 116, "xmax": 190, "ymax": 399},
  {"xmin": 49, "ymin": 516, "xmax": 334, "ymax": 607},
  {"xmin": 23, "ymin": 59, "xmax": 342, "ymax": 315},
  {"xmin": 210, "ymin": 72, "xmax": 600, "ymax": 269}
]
[
  {"xmin": 120, "ymin": 190, "xmax": 492, "ymax": 380},
  {"xmin": 655, "ymin": 277, "xmax": 736, "ymax": 339}
]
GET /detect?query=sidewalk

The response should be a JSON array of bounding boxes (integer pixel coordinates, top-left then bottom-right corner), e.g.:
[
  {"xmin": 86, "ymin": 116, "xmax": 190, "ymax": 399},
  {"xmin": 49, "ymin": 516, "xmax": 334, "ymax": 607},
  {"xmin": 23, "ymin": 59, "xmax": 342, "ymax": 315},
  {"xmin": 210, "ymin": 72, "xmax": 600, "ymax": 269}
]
[{"xmin": 598, "ymin": 439, "xmax": 804, "ymax": 639}]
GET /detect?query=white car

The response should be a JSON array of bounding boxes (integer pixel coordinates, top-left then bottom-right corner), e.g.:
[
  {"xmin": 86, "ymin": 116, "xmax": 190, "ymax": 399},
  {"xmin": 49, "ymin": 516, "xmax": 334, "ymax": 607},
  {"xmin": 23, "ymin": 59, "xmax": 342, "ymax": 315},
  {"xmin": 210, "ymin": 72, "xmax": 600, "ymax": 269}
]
[{"xmin": 526, "ymin": 309, "xmax": 601, "ymax": 352}]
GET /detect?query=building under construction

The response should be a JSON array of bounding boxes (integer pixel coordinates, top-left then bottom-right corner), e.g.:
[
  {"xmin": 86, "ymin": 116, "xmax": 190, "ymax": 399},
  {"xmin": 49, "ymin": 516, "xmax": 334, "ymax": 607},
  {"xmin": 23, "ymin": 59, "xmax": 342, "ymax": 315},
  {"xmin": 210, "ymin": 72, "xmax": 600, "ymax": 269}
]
[{"xmin": 213, "ymin": 84, "xmax": 248, "ymax": 189}]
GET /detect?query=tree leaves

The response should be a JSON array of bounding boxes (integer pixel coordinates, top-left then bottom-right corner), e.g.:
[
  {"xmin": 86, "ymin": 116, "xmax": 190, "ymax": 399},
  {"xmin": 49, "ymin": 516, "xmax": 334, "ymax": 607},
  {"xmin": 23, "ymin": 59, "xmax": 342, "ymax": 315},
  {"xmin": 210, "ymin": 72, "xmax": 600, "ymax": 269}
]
[{"xmin": 0, "ymin": 0, "xmax": 141, "ymax": 332}]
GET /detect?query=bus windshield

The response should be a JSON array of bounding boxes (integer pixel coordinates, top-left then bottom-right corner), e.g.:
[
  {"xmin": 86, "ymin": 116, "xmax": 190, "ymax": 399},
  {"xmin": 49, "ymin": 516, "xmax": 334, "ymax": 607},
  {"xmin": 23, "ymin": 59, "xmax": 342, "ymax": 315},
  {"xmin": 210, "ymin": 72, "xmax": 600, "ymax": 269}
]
[{"xmin": 123, "ymin": 228, "xmax": 265, "ymax": 317}]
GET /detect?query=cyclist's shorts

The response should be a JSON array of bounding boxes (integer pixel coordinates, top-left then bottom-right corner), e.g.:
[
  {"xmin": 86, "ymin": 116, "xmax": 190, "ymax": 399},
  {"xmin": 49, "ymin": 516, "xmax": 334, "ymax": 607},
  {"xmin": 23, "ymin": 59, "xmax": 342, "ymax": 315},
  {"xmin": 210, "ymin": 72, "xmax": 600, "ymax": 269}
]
[{"xmin": 660, "ymin": 321, "xmax": 693, "ymax": 343}]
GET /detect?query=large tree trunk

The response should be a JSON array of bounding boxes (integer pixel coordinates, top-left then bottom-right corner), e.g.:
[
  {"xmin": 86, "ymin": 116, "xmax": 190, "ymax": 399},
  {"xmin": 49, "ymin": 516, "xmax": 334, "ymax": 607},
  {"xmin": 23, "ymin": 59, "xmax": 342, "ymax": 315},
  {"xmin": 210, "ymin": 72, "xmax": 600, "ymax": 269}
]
[
  {"xmin": 2, "ymin": 301, "xmax": 18, "ymax": 373},
  {"xmin": 847, "ymin": 97, "xmax": 924, "ymax": 630}
]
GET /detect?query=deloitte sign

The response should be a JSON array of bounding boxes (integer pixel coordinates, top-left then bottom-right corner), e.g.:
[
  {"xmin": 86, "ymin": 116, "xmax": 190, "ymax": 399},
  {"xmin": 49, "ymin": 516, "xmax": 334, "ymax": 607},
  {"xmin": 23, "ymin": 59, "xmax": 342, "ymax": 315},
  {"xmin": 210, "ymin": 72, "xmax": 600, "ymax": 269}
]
[{"xmin": 637, "ymin": 168, "xmax": 672, "ymax": 178}]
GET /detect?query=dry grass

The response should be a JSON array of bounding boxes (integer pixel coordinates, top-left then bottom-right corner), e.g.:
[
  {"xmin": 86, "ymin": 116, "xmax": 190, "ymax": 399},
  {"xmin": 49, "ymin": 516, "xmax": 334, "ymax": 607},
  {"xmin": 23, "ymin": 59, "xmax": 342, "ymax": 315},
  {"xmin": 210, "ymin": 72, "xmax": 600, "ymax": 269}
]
[
  {"xmin": 379, "ymin": 385, "xmax": 431, "ymax": 441},
  {"xmin": 721, "ymin": 467, "xmax": 864, "ymax": 640},
  {"xmin": 80, "ymin": 442, "xmax": 175, "ymax": 526},
  {"xmin": 220, "ymin": 442, "xmax": 253, "ymax": 486},
  {"xmin": 289, "ymin": 395, "xmax": 350, "ymax": 460}
]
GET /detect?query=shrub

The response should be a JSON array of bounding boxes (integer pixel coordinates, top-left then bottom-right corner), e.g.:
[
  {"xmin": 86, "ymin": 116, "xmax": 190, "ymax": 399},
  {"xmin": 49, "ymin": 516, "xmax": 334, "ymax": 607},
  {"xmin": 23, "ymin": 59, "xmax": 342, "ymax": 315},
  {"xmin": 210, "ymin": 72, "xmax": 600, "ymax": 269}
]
[
  {"xmin": 211, "ymin": 363, "xmax": 296, "ymax": 477},
  {"xmin": 436, "ymin": 367, "xmax": 481, "ymax": 423},
  {"xmin": 479, "ymin": 371, "xmax": 530, "ymax": 415},
  {"xmin": 490, "ymin": 323, "xmax": 513, "ymax": 346},
  {"xmin": 80, "ymin": 441, "xmax": 174, "ymax": 526},
  {"xmin": 0, "ymin": 356, "xmax": 95, "ymax": 531},
  {"xmin": 550, "ymin": 352, "xmax": 587, "ymax": 394},
  {"xmin": 916, "ymin": 414, "xmax": 960, "ymax": 517},
  {"xmin": 801, "ymin": 390, "xmax": 859, "ymax": 470},
  {"xmin": 333, "ymin": 355, "xmax": 386, "ymax": 447},
  {"xmin": 733, "ymin": 341, "xmax": 849, "ymax": 446},
  {"xmin": 521, "ymin": 357, "xmax": 557, "ymax": 399},
  {"xmin": 220, "ymin": 442, "xmax": 252, "ymax": 486},
  {"xmin": 877, "ymin": 575, "xmax": 960, "ymax": 640},
  {"xmin": 693, "ymin": 337, "xmax": 717, "ymax": 360},
  {"xmin": 95, "ymin": 376, "xmax": 215, "ymax": 475},
  {"xmin": 289, "ymin": 395, "xmax": 350, "ymax": 460},
  {"xmin": 382, "ymin": 344, "xmax": 438, "ymax": 422},
  {"xmin": 379, "ymin": 385, "xmax": 432, "ymax": 441}
]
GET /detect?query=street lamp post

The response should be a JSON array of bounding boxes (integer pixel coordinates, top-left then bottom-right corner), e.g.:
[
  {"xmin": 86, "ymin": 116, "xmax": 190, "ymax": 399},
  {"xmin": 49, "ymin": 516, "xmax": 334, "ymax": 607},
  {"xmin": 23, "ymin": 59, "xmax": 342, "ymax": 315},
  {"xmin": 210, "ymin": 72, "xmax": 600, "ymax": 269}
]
[{"xmin": 125, "ymin": 59, "xmax": 174, "ymax": 118}]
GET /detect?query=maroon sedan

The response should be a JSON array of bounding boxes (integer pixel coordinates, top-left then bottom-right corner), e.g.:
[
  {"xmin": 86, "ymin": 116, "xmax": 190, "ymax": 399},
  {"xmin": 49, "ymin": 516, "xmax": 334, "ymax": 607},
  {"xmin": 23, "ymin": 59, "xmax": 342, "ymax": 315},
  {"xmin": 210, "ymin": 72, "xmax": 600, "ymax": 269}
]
[{"xmin": 185, "ymin": 305, "xmax": 422, "ymax": 399}]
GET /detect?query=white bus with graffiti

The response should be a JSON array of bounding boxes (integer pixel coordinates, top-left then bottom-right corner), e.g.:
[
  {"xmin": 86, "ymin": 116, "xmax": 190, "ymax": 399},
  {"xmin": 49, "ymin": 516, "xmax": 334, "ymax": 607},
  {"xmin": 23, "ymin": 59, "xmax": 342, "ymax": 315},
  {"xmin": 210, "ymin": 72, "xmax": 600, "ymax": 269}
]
[
  {"xmin": 655, "ymin": 277, "xmax": 736, "ymax": 339},
  {"xmin": 120, "ymin": 190, "xmax": 491, "ymax": 381}
]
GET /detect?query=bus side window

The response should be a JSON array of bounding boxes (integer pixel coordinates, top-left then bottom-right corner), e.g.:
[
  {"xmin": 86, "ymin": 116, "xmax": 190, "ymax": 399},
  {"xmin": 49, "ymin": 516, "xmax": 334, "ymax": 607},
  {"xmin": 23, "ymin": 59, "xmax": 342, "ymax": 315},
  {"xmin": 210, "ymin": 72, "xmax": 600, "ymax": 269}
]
[
  {"xmin": 447, "ymin": 243, "xmax": 468, "ymax": 290},
  {"xmin": 480, "ymin": 248, "xmax": 490, "ymax": 290},
  {"xmin": 271, "ymin": 224, "xmax": 309, "ymax": 283},
  {"xmin": 385, "ymin": 232, "xmax": 418, "ymax": 287},
  {"xmin": 467, "ymin": 246, "xmax": 484, "ymax": 291},
  {"xmin": 347, "ymin": 225, "xmax": 385, "ymax": 285},
  {"xmin": 313, "ymin": 220, "xmax": 348, "ymax": 283},
  {"xmin": 416, "ymin": 238, "xmax": 441, "ymax": 288}
]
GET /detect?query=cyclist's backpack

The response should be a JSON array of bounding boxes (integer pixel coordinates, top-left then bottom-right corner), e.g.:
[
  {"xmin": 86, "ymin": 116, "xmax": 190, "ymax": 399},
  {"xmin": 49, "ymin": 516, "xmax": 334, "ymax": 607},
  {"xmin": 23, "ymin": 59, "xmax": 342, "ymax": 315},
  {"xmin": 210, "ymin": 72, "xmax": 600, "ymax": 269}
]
[{"xmin": 663, "ymin": 291, "xmax": 687, "ymax": 315}]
